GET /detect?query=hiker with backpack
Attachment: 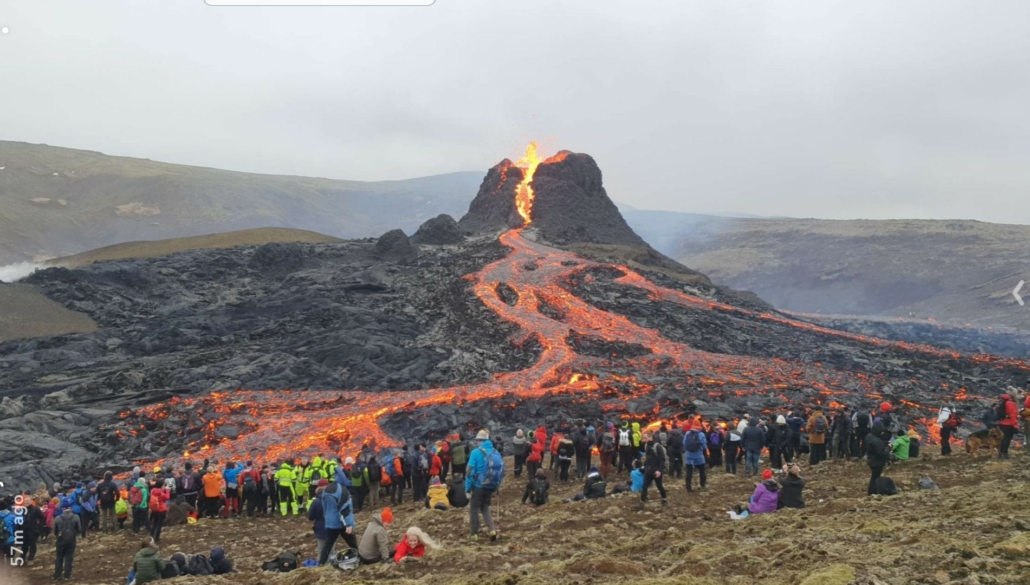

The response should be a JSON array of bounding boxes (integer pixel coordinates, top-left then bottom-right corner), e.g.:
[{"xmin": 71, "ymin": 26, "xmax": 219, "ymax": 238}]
[
  {"xmin": 148, "ymin": 481, "xmax": 170, "ymax": 543},
  {"xmin": 177, "ymin": 462, "xmax": 202, "ymax": 508},
  {"xmin": 52, "ymin": 503, "xmax": 81, "ymax": 580},
  {"xmin": 938, "ymin": 405, "xmax": 960, "ymax": 456},
  {"xmin": 97, "ymin": 471, "xmax": 120, "ymax": 533},
  {"xmin": 683, "ymin": 420, "xmax": 708, "ymax": 492},
  {"xmin": 348, "ymin": 457, "xmax": 369, "ymax": 512},
  {"xmin": 221, "ymin": 461, "xmax": 244, "ymax": 518},
  {"xmin": 20, "ymin": 495, "xmax": 45, "ymax": 566},
  {"xmin": 806, "ymin": 409, "xmax": 829, "ymax": 466},
  {"xmin": 865, "ymin": 421, "xmax": 892, "ymax": 496},
  {"xmin": 465, "ymin": 429, "xmax": 504, "ymax": 542},
  {"xmin": 617, "ymin": 421, "xmax": 634, "ymax": 474},
  {"xmin": 997, "ymin": 392, "xmax": 1020, "ymax": 458},
  {"xmin": 707, "ymin": 421, "xmax": 724, "ymax": 469},
  {"xmin": 358, "ymin": 507, "xmax": 394, "ymax": 564},
  {"xmin": 130, "ymin": 478, "xmax": 151, "ymax": 534},
  {"xmin": 308, "ymin": 479, "xmax": 330, "ymax": 561},
  {"xmin": 367, "ymin": 455, "xmax": 383, "ymax": 508},
  {"xmin": 318, "ymin": 480, "xmax": 357, "ymax": 565},
  {"xmin": 412, "ymin": 445, "xmax": 431, "ymax": 505},
  {"xmin": 451, "ymin": 434, "xmax": 469, "ymax": 480},
  {"xmin": 522, "ymin": 468, "xmax": 550, "ymax": 505},
  {"xmin": 832, "ymin": 407, "xmax": 854, "ymax": 460},
  {"xmin": 239, "ymin": 462, "xmax": 262, "ymax": 517},
  {"xmin": 639, "ymin": 432, "xmax": 668, "ymax": 508},
  {"xmin": 549, "ymin": 429, "xmax": 564, "ymax": 478}
]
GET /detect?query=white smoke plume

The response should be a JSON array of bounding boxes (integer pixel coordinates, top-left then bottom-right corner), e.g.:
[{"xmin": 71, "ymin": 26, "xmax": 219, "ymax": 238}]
[{"xmin": 0, "ymin": 262, "xmax": 46, "ymax": 283}]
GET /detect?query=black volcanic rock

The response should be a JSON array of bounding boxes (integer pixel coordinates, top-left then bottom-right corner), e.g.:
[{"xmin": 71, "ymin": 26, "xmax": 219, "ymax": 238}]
[
  {"xmin": 411, "ymin": 214, "xmax": 464, "ymax": 245},
  {"xmin": 375, "ymin": 229, "xmax": 418, "ymax": 262},
  {"xmin": 458, "ymin": 160, "xmax": 525, "ymax": 235},
  {"xmin": 530, "ymin": 151, "xmax": 646, "ymax": 247}
]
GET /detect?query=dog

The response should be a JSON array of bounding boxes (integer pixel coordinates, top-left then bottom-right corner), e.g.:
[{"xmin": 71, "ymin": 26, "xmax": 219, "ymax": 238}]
[{"xmin": 965, "ymin": 427, "xmax": 1003, "ymax": 457}]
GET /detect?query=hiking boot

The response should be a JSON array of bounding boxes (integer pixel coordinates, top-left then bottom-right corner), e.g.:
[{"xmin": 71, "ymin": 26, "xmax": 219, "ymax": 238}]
[
  {"xmin": 469, "ymin": 534, "xmax": 478, "ymax": 542},
  {"xmin": 661, "ymin": 499, "xmax": 668, "ymax": 508},
  {"xmin": 489, "ymin": 530, "xmax": 498, "ymax": 541},
  {"xmin": 634, "ymin": 501, "xmax": 645, "ymax": 511}
]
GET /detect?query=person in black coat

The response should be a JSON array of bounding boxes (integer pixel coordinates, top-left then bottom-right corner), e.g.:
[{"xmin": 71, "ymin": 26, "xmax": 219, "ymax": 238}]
[
  {"xmin": 777, "ymin": 463, "xmax": 806, "ymax": 509},
  {"xmin": 774, "ymin": 416, "xmax": 793, "ymax": 464},
  {"xmin": 864, "ymin": 422, "xmax": 891, "ymax": 496}
]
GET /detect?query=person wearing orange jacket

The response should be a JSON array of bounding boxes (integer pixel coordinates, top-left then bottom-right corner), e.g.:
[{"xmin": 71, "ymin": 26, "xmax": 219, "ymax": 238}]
[
  {"xmin": 201, "ymin": 470, "xmax": 224, "ymax": 519},
  {"xmin": 526, "ymin": 434, "xmax": 545, "ymax": 478},
  {"xmin": 429, "ymin": 447, "xmax": 443, "ymax": 479},
  {"xmin": 549, "ymin": 431, "xmax": 563, "ymax": 479},
  {"xmin": 1023, "ymin": 391, "xmax": 1030, "ymax": 458},
  {"xmin": 997, "ymin": 393, "xmax": 1020, "ymax": 458}
]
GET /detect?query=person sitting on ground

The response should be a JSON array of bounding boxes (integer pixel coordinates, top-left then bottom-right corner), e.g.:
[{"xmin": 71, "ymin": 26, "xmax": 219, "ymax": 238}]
[
  {"xmin": 732, "ymin": 469, "xmax": 780, "ymax": 518},
  {"xmin": 569, "ymin": 466, "xmax": 608, "ymax": 502},
  {"xmin": 209, "ymin": 546, "xmax": 234, "ymax": 574},
  {"xmin": 522, "ymin": 469, "xmax": 550, "ymax": 505},
  {"xmin": 132, "ymin": 537, "xmax": 166, "ymax": 585},
  {"xmin": 907, "ymin": 429, "xmax": 921, "ymax": 459},
  {"xmin": 358, "ymin": 508, "xmax": 394, "ymax": 564},
  {"xmin": 446, "ymin": 477, "xmax": 469, "ymax": 509},
  {"xmin": 777, "ymin": 463, "xmax": 806, "ymax": 509},
  {"xmin": 165, "ymin": 495, "xmax": 196, "ymax": 527},
  {"xmin": 426, "ymin": 477, "xmax": 449, "ymax": 510},
  {"xmin": 393, "ymin": 526, "xmax": 440, "ymax": 563},
  {"xmin": 891, "ymin": 430, "xmax": 911, "ymax": 462},
  {"xmin": 166, "ymin": 552, "xmax": 188, "ymax": 579},
  {"xmin": 611, "ymin": 459, "xmax": 644, "ymax": 494}
]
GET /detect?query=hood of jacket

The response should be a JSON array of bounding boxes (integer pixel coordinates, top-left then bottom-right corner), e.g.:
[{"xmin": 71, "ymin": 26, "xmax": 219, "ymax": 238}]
[
  {"xmin": 749, "ymin": 418, "xmax": 758, "ymax": 427},
  {"xmin": 512, "ymin": 435, "xmax": 527, "ymax": 445},
  {"xmin": 136, "ymin": 546, "xmax": 160, "ymax": 559},
  {"xmin": 210, "ymin": 547, "xmax": 225, "ymax": 562},
  {"xmin": 811, "ymin": 410, "xmax": 825, "ymax": 421},
  {"xmin": 761, "ymin": 479, "xmax": 779, "ymax": 491},
  {"xmin": 631, "ymin": 422, "xmax": 640, "ymax": 433},
  {"xmin": 280, "ymin": 462, "xmax": 291, "ymax": 470},
  {"xmin": 134, "ymin": 479, "xmax": 147, "ymax": 489},
  {"xmin": 477, "ymin": 439, "xmax": 495, "ymax": 453},
  {"xmin": 870, "ymin": 421, "xmax": 887, "ymax": 437}
]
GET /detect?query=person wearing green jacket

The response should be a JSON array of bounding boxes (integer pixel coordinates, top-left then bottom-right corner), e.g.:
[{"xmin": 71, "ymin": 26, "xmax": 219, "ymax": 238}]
[
  {"xmin": 294, "ymin": 460, "xmax": 310, "ymax": 512},
  {"xmin": 133, "ymin": 538, "xmax": 166, "ymax": 584},
  {"xmin": 350, "ymin": 463, "xmax": 369, "ymax": 511},
  {"xmin": 891, "ymin": 433, "xmax": 911, "ymax": 462},
  {"xmin": 631, "ymin": 422, "xmax": 642, "ymax": 450},
  {"xmin": 305, "ymin": 457, "xmax": 323, "ymax": 499},
  {"xmin": 274, "ymin": 462, "xmax": 299, "ymax": 516},
  {"xmin": 130, "ymin": 478, "xmax": 150, "ymax": 535}
]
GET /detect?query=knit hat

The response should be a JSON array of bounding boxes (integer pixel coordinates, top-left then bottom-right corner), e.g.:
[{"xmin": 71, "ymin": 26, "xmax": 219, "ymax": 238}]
[
  {"xmin": 344, "ymin": 457, "xmax": 354, "ymax": 465},
  {"xmin": 762, "ymin": 469, "xmax": 774, "ymax": 481},
  {"xmin": 606, "ymin": 421, "xmax": 614, "ymax": 429},
  {"xmin": 317, "ymin": 479, "xmax": 329, "ymax": 488},
  {"xmin": 621, "ymin": 421, "xmax": 629, "ymax": 429},
  {"xmin": 776, "ymin": 415, "xmax": 787, "ymax": 425},
  {"xmin": 88, "ymin": 481, "xmax": 97, "ymax": 489},
  {"xmin": 589, "ymin": 466, "xmax": 598, "ymax": 474},
  {"xmin": 516, "ymin": 429, "xmax": 524, "ymax": 438},
  {"xmin": 475, "ymin": 429, "xmax": 490, "ymax": 440},
  {"xmin": 153, "ymin": 466, "xmax": 161, "ymax": 474},
  {"xmin": 536, "ymin": 468, "xmax": 547, "ymax": 478},
  {"xmin": 76, "ymin": 482, "xmax": 83, "ymax": 489},
  {"xmin": 381, "ymin": 507, "xmax": 394, "ymax": 524},
  {"xmin": 880, "ymin": 402, "xmax": 892, "ymax": 413},
  {"xmin": 431, "ymin": 477, "xmax": 441, "ymax": 485},
  {"xmin": 907, "ymin": 429, "xmax": 919, "ymax": 438}
]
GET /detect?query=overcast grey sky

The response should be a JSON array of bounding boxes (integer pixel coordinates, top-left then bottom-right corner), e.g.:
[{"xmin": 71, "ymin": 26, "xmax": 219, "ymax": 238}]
[{"xmin": 3, "ymin": 1, "xmax": 1029, "ymax": 222}]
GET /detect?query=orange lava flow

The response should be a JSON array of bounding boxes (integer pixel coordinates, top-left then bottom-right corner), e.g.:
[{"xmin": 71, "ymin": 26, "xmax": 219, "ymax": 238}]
[
  {"xmin": 514, "ymin": 142, "xmax": 541, "ymax": 225},
  {"xmin": 125, "ymin": 155, "xmax": 1029, "ymax": 466}
]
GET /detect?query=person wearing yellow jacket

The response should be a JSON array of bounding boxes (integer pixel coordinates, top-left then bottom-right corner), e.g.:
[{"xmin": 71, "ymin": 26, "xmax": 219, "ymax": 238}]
[
  {"xmin": 304, "ymin": 457, "xmax": 323, "ymax": 499},
  {"xmin": 273, "ymin": 462, "xmax": 298, "ymax": 516},
  {"xmin": 293, "ymin": 460, "xmax": 309, "ymax": 512},
  {"xmin": 426, "ymin": 477, "xmax": 449, "ymax": 510},
  {"xmin": 631, "ymin": 422, "xmax": 642, "ymax": 449}
]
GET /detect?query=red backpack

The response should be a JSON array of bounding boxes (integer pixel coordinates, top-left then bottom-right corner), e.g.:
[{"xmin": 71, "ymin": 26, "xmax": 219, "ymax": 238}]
[{"xmin": 129, "ymin": 486, "xmax": 143, "ymax": 506}]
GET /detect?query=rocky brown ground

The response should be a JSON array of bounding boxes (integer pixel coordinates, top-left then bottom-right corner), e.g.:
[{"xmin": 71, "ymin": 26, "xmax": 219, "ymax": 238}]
[{"xmin": 9, "ymin": 447, "xmax": 1030, "ymax": 585}]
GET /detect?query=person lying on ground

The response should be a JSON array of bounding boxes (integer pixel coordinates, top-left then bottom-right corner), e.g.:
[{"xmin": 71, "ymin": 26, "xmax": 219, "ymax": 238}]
[{"xmin": 393, "ymin": 526, "xmax": 440, "ymax": 563}]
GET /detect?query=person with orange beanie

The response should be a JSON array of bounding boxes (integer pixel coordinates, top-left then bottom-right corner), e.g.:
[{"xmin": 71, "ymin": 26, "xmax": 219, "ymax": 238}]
[{"xmin": 358, "ymin": 508, "xmax": 394, "ymax": 564}]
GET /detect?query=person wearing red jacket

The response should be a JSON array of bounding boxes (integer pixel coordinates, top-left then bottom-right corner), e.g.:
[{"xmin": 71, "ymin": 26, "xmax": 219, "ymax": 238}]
[
  {"xmin": 429, "ymin": 449, "xmax": 443, "ymax": 479},
  {"xmin": 438, "ymin": 440, "xmax": 452, "ymax": 482},
  {"xmin": 526, "ymin": 436, "xmax": 545, "ymax": 478},
  {"xmin": 535, "ymin": 425, "xmax": 547, "ymax": 452},
  {"xmin": 393, "ymin": 527, "xmax": 439, "ymax": 563},
  {"xmin": 148, "ymin": 486, "xmax": 170, "ymax": 543},
  {"xmin": 998, "ymin": 393, "xmax": 1020, "ymax": 458}
]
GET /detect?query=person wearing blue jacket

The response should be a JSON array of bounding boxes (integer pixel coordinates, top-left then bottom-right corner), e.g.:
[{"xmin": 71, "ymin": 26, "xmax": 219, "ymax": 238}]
[
  {"xmin": 682, "ymin": 420, "xmax": 709, "ymax": 492},
  {"xmin": 80, "ymin": 482, "xmax": 98, "ymax": 537},
  {"xmin": 317, "ymin": 481, "xmax": 356, "ymax": 566},
  {"xmin": 1, "ymin": 505, "xmax": 17, "ymax": 557},
  {"xmin": 464, "ymin": 430, "xmax": 500, "ymax": 542},
  {"xmin": 222, "ymin": 462, "xmax": 244, "ymax": 517}
]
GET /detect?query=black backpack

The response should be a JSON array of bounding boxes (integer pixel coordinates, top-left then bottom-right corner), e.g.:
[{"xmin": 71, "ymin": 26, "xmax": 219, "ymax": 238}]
[
  {"xmin": 601, "ymin": 433, "xmax": 615, "ymax": 452},
  {"xmin": 531, "ymin": 479, "xmax": 549, "ymax": 505},
  {"xmin": 684, "ymin": 430, "xmax": 702, "ymax": 453},
  {"xmin": 187, "ymin": 554, "xmax": 214, "ymax": 576},
  {"xmin": 367, "ymin": 460, "xmax": 381, "ymax": 482},
  {"xmin": 261, "ymin": 551, "xmax": 300, "ymax": 573},
  {"xmin": 872, "ymin": 476, "xmax": 898, "ymax": 496},
  {"xmin": 351, "ymin": 463, "xmax": 365, "ymax": 480},
  {"xmin": 242, "ymin": 472, "xmax": 257, "ymax": 493},
  {"xmin": 577, "ymin": 433, "xmax": 591, "ymax": 451},
  {"xmin": 98, "ymin": 484, "xmax": 116, "ymax": 506},
  {"xmin": 813, "ymin": 416, "xmax": 827, "ymax": 434}
]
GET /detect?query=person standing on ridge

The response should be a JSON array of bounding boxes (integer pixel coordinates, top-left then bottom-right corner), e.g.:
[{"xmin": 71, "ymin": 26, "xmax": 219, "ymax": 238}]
[
  {"xmin": 683, "ymin": 420, "xmax": 708, "ymax": 492},
  {"xmin": 639, "ymin": 432, "xmax": 668, "ymax": 508},
  {"xmin": 806, "ymin": 409, "xmax": 829, "ymax": 466},
  {"xmin": 864, "ymin": 422, "xmax": 891, "ymax": 495},
  {"xmin": 512, "ymin": 429, "xmax": 528, "ymax": 478},
  {"xmin": 743, "ymin": 417, "xmax": 766, "ymax": 476},
  {"xmin": 465, "ymin": 429, "xmax": 504, "ymax": 542},
  {"xmin": 274, "ymin": 461, "xmax": 299, "ymax": 516},
  {"xmin": 997, "ymin": 392, "xmax": 1020, "ymax": 458},
  {"xmin": 52, "ymin": 503, "xmax": 82, "ymax": 581},
  {"xmin": 832, "ymin": 407, "xmax": 853, "ymax": 460}
]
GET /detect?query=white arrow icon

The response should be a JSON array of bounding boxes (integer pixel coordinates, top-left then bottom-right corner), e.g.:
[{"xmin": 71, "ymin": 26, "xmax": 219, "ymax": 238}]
[{"xmin": 1015, "ymin": 280, "xmax": 1025, "ymax": 306}]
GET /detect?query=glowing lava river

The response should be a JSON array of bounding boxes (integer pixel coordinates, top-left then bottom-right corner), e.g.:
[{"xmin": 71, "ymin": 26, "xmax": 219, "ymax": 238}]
[{"xmin": 120, "ymin": 146, "xmax": 1028, "ymax": 468}]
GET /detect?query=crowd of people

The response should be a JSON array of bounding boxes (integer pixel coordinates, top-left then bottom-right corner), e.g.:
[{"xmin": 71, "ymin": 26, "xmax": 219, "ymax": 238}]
[{"xmin": 2, "ymin": 390, "xmax": 1027, "ymax": 581}]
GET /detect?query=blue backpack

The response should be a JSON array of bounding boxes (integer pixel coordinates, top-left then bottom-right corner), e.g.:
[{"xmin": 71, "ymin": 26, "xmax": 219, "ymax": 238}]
[
  {"xmin": 709, "ymin": 430, "xmax": 721, "ymax": 446},
  {"xmin": 477, "ymin": 448, "xmax": 505, "ymax": 490}
]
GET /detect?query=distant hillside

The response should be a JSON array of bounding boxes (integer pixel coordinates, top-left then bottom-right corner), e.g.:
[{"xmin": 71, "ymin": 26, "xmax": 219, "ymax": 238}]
[
  {"xmin": 0, "ymin": 141, "xmax": 483, "ymax": 264},
  {"xmin": 644, "ymin": 215, "xmax": 1030, "ymax": 329}
]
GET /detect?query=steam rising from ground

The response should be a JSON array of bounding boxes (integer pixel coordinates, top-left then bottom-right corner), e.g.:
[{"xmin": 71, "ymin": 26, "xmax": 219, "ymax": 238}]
[{"xmin": 0, "ymin": 262, "xmax": 45, "ymax": 283}]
